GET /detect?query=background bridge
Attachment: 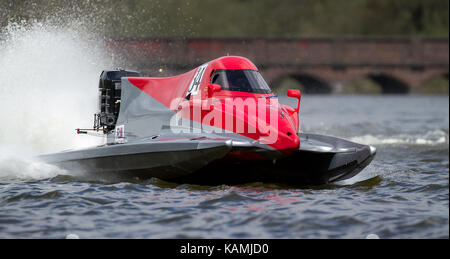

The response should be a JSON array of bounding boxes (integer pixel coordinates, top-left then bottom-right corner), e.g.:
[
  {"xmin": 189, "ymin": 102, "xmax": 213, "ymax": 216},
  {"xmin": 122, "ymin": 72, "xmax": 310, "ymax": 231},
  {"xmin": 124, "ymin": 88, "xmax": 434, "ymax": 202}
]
[{"xmin": 107, "ymin": 37, "xmax": 449, "ymax": 94}]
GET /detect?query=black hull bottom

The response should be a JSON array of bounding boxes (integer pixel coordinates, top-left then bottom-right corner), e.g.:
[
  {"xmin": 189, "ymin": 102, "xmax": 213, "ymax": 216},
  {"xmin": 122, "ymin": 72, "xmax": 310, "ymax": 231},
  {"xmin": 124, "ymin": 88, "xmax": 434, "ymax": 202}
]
[
  {"xmin": 172, "ymin": 134, "xmax": 376, "ymax": 186},
  {"xmin": 172, "ymin": 148, "xmax": 375, "ymax": 186},
  {"xmin": 39, "ymin": 134, "xmax": 376, "ymax": 186},
  {"xmin": 38, "ymin": 141, "xmax": 233, "ymax": 181}
]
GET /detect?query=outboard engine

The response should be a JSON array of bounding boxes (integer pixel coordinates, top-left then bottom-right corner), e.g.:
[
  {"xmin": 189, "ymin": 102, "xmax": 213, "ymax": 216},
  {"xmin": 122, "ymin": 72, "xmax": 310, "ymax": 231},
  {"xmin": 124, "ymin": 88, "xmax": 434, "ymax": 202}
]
[{"xmin": 94, "ymin": 69, "xmax": 141, "ymax": 133}]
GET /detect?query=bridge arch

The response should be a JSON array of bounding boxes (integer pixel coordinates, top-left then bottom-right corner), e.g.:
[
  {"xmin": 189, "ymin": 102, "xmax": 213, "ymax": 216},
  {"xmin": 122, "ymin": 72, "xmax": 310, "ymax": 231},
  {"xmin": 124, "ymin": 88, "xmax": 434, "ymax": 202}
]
[
  {"xmin": 270, "ymin": 74, "xmax": 333, "ymax": 94},
  {"xmin": 366, "ymin": 73, "xmax": 410, "ymax": 94}
]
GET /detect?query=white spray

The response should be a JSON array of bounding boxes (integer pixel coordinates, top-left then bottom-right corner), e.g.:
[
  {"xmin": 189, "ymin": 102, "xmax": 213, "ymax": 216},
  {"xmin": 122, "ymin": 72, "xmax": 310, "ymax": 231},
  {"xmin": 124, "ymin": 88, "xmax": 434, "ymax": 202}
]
[{"xmin": 0, "ymin": 21, "xmax": 117, "ymax": 180}]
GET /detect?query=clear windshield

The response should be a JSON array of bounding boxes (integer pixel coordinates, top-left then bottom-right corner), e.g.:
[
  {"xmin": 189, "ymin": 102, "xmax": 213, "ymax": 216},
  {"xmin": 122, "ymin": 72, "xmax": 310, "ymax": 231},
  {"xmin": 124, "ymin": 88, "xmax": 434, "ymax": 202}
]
[{"xmin": 210, "ymin": 69, "xmax": 272, "ymax": 94}]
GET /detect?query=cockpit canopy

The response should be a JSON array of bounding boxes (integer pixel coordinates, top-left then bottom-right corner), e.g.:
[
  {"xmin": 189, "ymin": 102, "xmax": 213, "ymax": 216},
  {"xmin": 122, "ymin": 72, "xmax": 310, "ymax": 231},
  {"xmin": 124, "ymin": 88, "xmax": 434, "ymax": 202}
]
[{"xmin": 210, "ymin": 69, "xmax": 272, "ymax": 94}]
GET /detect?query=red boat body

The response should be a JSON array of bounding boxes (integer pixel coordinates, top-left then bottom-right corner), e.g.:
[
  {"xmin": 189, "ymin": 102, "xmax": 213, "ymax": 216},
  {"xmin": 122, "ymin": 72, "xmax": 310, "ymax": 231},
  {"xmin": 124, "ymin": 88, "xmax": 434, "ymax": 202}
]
[{"xmin": 38, "ymin": 56, "xmax": 376, "ymax": 185}]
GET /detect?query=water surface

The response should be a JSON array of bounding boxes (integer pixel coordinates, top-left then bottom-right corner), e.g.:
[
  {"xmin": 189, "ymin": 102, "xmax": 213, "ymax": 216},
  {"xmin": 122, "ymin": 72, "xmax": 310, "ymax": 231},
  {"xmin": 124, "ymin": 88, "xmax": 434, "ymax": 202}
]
[{"xmin": 0, "ymin": 95, "xmax": 448, "ymax": 238}]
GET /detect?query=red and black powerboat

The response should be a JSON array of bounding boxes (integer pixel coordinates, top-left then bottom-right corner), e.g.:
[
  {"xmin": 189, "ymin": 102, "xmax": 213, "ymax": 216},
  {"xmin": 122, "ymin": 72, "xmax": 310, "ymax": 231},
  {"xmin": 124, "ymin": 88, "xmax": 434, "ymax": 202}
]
[{"xmin": 39, "ymin": 56, "xmax": 376, "ymax": 185}]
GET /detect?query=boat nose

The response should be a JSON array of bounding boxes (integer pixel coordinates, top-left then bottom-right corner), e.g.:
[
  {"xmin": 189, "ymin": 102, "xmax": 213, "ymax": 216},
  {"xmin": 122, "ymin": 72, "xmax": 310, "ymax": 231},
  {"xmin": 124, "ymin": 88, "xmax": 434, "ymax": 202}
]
[
  {"xmin": 252, "ymin": 100, "xmax": 300, "ymax": 151},
  {"xmin": 272, "ymin": 112, "xmax": 300, "ymax": 151},
  {"xmin": 255, "ymin": 122, "xmax": 299, "ymax": 151},
  {"xmin": 268, "ymin": 125, "xmax": 300, "ymax": 151}
]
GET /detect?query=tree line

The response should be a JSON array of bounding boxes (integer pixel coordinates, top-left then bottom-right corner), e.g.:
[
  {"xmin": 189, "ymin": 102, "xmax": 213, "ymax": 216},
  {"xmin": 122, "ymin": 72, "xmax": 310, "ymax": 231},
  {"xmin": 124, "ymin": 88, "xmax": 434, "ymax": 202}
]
[{"xmin": 1, "ymin": 0, "xmax": 448, "ymax": 38}]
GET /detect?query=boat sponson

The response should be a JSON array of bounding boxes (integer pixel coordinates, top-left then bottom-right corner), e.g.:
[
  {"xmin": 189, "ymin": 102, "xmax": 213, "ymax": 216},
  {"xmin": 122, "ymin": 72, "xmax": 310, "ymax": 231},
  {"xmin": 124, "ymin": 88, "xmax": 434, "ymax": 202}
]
[
  {"xmin": 38, "ymin": 139, "xmax": 232, "ymax": 180},
  {"xmin": 172, "ymin": 133, "xmax": 376, "ymax": 185}
]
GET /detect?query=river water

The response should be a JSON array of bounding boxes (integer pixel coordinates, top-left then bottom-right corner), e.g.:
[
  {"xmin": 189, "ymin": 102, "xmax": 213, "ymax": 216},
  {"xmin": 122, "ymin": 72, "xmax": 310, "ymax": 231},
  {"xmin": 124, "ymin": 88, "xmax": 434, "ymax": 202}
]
[{"xmin": 0, "ymin": 94, "xmax": 448, "ymax": 239}]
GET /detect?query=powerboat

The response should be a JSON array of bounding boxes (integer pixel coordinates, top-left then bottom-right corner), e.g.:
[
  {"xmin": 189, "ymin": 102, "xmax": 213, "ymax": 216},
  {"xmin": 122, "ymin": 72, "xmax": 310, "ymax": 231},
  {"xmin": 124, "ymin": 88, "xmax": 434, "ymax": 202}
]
[{"xmin": 38, "ymin": 56, "xmax": 376, "ymax": 185}]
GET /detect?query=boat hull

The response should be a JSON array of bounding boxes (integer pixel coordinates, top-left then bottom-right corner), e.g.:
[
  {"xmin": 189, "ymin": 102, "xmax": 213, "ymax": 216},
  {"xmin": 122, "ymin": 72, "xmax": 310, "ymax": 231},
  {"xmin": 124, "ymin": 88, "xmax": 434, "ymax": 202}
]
[
  {"xmin": 38, "ymin": 140, "xmax": 232, "ymax": 180},
  {"xmin": 38, "ymin": 133, "xmax": 375, "ymax": 185},
  {"xmin": 169, "ymin": 133, "xmax": 376, "ymax": 185}
]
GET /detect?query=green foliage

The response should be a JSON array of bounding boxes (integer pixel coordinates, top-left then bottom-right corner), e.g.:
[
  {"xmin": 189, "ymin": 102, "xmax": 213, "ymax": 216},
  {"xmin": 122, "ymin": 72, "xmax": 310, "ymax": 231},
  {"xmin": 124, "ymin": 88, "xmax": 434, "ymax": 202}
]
[
  {"xmin": 341, "ymin": 77, "xmax": 383, "ymax": 95},
  {"xmin": 1, "ymin": 0, "xmax": 448, "ymax": 38},
  {"xmin": 420, "ymin": 75, "xmax": 449, "ymax": 95},
  {"xmin": 272, "ymin": 77, "xmax": 305, "ymax": 95}
]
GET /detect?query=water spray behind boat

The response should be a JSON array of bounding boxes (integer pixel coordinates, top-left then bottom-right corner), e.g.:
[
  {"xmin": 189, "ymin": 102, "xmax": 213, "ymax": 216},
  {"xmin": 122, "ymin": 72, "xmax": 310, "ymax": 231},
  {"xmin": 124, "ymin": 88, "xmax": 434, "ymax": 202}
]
[{"xmin": 0, "ymin": 20, "xmax": 118, "ymax": 180}]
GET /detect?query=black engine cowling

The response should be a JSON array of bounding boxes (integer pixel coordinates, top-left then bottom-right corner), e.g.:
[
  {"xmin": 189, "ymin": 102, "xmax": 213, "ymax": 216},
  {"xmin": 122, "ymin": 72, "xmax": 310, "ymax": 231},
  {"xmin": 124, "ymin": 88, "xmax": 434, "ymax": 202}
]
[{"xmin": 95, "ymin": 69, "xmax": 141, "ymax": 133}]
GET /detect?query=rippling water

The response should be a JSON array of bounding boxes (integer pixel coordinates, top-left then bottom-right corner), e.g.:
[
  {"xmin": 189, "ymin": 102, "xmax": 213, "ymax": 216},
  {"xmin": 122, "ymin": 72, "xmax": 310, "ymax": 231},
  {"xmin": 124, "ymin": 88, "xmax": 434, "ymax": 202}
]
[{"xmin": 0, "ymin": 95, "xmax": 448, "ymax": 239}]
